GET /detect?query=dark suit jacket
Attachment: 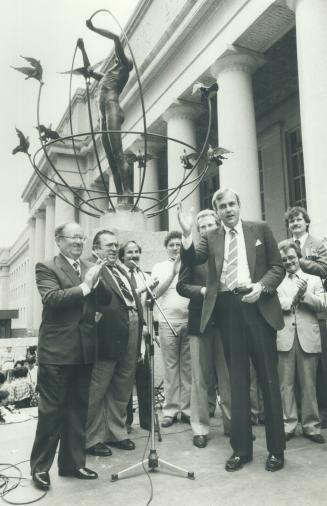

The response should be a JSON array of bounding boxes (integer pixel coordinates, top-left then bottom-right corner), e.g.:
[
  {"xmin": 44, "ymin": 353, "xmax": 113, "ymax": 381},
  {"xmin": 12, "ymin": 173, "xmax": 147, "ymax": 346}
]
[
  {"xmin": 36, "ymin": 254, "xmax": 104, "ymax": 365},
  {"xmin": 95, "ymin": 262, "xmax": 143, "ymax": 361},
  {"xmin": 299, "ymin": 234, "xmax": 327, "ymax": 278},
  {"xmin": 176, "ymin": 263, "xmax": 210, "ymax": 335},
  {"xmin": 181, "ymin": 220, "xmax": 285, "ymax": 333}
]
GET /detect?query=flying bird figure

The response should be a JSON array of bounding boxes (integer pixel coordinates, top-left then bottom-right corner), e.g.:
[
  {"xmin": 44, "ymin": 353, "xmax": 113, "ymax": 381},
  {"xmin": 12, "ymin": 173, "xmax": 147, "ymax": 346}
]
[
  {"xmin": 192, "ymin": 82, "xmax": 219, "ymax": 102},
  {"xmin": 11, "ymin": 56, "xmax": 43, "ymax": 84},
  {"xmin": 207, "ymin": 144, "xmax": 232, "ymax": 167},
  {"xmin": 36, "ymin": 124, "xmax": 64, "ymax": 144},
  {"xmin": 127, "ymin": 151, "xmax": 154, "ymax": 169},
  {"xmin": 180, "ymin": 149, "xmax": 198, "ymax": 170},
  {"xmin": 12, "ymin": 127, "xmax": 30, "ymax": 155}
]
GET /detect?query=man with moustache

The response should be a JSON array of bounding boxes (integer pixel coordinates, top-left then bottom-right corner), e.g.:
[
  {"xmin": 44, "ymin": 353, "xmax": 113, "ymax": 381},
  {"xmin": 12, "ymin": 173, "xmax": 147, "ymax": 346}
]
[
  {"xmin": 178, "ymin": 188, "xmax": 286, "ymax": 472},
  {"xmin": 85, "ymin": 230, "xmax": 143, "ymax": 456},
  {"xmin": 30, "ymin": 222, "xmax": 105, "ymax": 490},
  {"xmin": 119, "ymin": 240, "xmax": 158, "ymax": 432},
  {"xmin": 285, "ymin": 207, "xmax": 327, "ymax": 425},
  {"xmin": 176, "ymin": 210, "xmax": 231, "ymax": 448}
]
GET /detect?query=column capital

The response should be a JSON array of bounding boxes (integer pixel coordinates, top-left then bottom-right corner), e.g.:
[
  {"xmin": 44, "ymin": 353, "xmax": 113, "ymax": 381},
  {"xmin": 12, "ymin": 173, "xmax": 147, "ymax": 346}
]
[
  {"xmin": 44, "ymin": 194, "xmax": 55, "ymax": 207},
  {"xmin": 163, "ymin": 99, "xmax": 204, "ymax": 123},
  {"xmin": 33, "ymin": 209, "xmax": 46, "ymax": 220},
  {"xmin": 285, "ymin": 0, "xmax": 305, "ymax": 11},
  {"xmin": 130, "ymin": 136, "xmax": 164, "ymax": 157},
  {"xmin": 211, "ymin": 45, "xmax": 266, "ymax": 79}
]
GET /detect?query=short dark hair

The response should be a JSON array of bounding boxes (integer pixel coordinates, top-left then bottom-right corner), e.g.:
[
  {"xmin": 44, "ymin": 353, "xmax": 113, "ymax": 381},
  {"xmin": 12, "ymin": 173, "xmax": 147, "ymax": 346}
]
[
  {"xmin": 278, "ymin": 239, "xmax": 302, "ymax": 258},
  {"xmin": 119, "ymin": 240, "xmax": 142, "ymax": 262},
  {"xmin": 284, "ymin": 206, "xmax": 310, "ymax": 231},
  {"xmin": 164, "ymin": 230, "xmax": 182, "ymax": 248},
  {"xmin": 12, "ymin": 366, "xmax": 29, "ymax": 379},
  {"xmin": 92, "ymin": 229, "xmax": 116, "ymax": 249},
  {"xmin": 0, "ymin": 372, "xmax": 6, "ymax": 385}
]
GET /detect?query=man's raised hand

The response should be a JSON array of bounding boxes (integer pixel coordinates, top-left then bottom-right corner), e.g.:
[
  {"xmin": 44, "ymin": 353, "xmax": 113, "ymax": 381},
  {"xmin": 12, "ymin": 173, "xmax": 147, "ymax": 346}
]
[{"xmin": 176, "ymin": 202, "xmax": 194, "ymax": 237}]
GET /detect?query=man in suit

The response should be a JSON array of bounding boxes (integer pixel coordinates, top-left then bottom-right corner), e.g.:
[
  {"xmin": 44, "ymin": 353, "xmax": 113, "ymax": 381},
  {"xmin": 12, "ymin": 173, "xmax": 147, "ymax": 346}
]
[
  {"xmin": 30, "ymin": 222, "xmax": 105, "ymax": 490},
  {"xmin": 178, "ymin": 188, "xmax": 286, "ymax": 472},
  {"xmin": 284, "ymin": 206, "xmax": 327, "ymax": 425},
  {"xmin": 284, "ymin": 206, "xmax": 327, "ymax": 278},
  {"xmin": 85, "ymin": 230, "xmax": 143, "ymax": 456},
  {"xmin": 277, "ymin": 239, "xmax": 326, "ymax": 443},
  {"xmin": 119, "ymin": 240, "xmax": 158, "ymax": 433},
  {"xmin": 176, "ymin": 209, "xmax": 231, "ymax": 448}
]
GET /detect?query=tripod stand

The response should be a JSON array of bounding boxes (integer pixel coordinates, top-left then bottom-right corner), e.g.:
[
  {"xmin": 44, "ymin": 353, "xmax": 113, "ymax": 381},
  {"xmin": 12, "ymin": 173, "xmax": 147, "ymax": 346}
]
[{"xmin": 111, "ymin": 267, "xmax": 194, "ymax": 482}]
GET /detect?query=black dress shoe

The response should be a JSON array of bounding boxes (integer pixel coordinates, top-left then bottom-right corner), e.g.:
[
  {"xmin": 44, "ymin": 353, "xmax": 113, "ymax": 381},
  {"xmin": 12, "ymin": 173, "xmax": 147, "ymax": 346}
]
[
  {"xmin": 161, "ymin": 416, "xmax": 177, "ymax": 428},
  {"xmin": 285, "ymin": 432, "xmax": 295, "ymax": 442},
  {"xmin": 110, "ymin": 439, "xmax": 135, "ymax": 450},
  {"xmin": 304, "ymin": 433, "xmax": 325, "ymax": 444},
  {"xmin": 86, "ymin": 442, "xmax": 112, "ymax": 456},
  {"xmin": 180, "ymin": 413, "xmax": 191, "ymax": 424},
  {"xmin": 32, "ymin": 471, "xmax": 50, "ymax": 490},
  {"xmin": 265, "ymin": 453, "xmax": 284, "ymax": 472},
  {"xmin": 225, "ymin": 454, "xmax": 252, "ymax": 472},
  {"xmin": 59, "ymin": 467, "xmax": 98, "ymax": 479},
  {"xmin": 193, "ymin": 435, "xmax": 207, "ymax": 448}
]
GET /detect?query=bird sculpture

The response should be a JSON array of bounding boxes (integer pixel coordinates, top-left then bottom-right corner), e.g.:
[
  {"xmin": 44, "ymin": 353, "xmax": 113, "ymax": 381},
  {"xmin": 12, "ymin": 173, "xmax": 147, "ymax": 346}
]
[
  {"xmin": 127, "ymin": 151, "xmax": 154, "ymax": 169},
  {"xmin": 192, "ymin": 82, "xmax": 219, "ymax": 102},
  {"xmin": 180, "ymin": 149, "xmax": 198, "ymax": 170},
  {"xmin": 11, "ymin": 56, "xmax": 43, "ymax": 84},
  {"xmin": 12, "ymin": 127, "xmax": 30, "ymax": 155},
  {"xmin": 36, "ymin": 124, "xmax": 64, "ymax": 144},
  {"xmin": 207, "ymin": 144, "xmax": 232, "ymax": 167}
]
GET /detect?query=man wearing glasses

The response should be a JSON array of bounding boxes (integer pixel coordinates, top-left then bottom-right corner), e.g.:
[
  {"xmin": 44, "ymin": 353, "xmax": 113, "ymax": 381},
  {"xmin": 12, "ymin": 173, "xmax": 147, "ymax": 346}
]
[
  {"xmin": 30, "ymin": 222, "xmax": 107, "ymax": 490},
  {"xmin": 85, "ymin": 229, "xmax": 143, "ymax": 456}
]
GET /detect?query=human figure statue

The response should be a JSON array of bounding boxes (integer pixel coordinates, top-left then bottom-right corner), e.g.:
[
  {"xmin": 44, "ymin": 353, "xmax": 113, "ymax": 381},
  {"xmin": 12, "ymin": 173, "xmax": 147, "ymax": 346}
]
[{"xmin": 77, "ymin": 18, "xmax": 133, "ymax": 199}]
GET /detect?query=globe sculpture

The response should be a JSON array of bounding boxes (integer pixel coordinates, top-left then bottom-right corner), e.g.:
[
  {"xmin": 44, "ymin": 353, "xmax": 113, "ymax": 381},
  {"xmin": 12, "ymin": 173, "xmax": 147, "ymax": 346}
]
[{"xmin": 11, "ymin": 8, "xmax": 230, "ymax": 224}]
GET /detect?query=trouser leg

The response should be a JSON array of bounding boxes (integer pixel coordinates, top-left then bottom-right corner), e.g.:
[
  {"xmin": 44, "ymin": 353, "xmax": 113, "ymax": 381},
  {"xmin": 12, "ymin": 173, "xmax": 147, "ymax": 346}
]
[{"xmin": 278, "ymin": 347, "xmax": 298, "ymax": 435}]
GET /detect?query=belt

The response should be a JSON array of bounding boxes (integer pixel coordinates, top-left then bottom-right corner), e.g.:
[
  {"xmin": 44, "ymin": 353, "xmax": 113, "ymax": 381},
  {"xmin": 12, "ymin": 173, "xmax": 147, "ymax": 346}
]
[{"xmin": 219, "ymin": 287, "xmax": 252, "ymax": 295}]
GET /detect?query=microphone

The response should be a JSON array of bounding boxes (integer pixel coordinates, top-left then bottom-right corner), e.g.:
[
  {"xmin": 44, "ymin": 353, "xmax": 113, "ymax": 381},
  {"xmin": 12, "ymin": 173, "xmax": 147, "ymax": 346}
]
[{"xmin": 129, "ymin": 260, "xmax": 140, "ymax": 271}]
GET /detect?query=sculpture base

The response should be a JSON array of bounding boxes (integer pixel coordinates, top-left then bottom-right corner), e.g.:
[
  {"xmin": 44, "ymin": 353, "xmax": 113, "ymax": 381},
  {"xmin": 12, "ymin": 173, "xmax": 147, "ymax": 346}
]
[{"xmin": 99, "ymin": 206, "xmax": 146, "ymax": 231}]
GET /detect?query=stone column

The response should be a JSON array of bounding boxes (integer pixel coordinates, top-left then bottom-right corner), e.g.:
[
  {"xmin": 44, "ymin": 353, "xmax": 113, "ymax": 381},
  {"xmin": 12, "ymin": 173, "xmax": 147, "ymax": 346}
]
[
  {"xmin": 27, "ymin": 217, "xmax": 36, "ymax": 334},
  {"xmin": 211, "ymin": 47, "xmax": 265, "ymax": 220},
  {"xmin": 131, "ymin": 138, "xmax": 163, "ymax": 231},
  {"xmin": 33, "ymin": 210, "xmax": 46, "ymax": 332},
  {"xmin": 286, "ymin": 0, "xmax": 327, "ymax": 236},
  {"xmin": 164, "ymin": 101, "xmax": 203, "ymax": 230},
  {"xmin": 44, "ymin": 195, "xmax": 55, "ymax": 258},
  {"xmin": 54, "ymin": 190, "xmax": 75, "ymax": 227}
]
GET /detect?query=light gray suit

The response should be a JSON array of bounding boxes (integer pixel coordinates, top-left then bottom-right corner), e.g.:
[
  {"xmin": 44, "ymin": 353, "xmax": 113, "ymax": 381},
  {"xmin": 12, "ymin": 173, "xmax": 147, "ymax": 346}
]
[{"xmin": 277, "ymin": 270, "xmax": 326, "ymax": 435}]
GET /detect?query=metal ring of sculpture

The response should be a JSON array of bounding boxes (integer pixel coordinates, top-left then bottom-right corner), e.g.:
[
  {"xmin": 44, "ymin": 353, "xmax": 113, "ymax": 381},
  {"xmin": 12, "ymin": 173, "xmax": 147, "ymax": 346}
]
[{"xmin": 12, "ymin": 9, "xmax": 230, "ymax": 220}]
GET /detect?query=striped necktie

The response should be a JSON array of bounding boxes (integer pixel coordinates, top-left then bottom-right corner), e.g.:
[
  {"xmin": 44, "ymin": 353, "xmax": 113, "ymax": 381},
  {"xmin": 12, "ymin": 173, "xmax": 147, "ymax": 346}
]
[
  {"xmin": 225, "ymin": 229, "xmax": 238, "ymax": 290},
  {"xmin": 72, "ymin": 261, "xmax": 81, "ymax": 278},
  {"xmin": 109, "ymin": 266, "xmax": 134, "ymax": 303}
]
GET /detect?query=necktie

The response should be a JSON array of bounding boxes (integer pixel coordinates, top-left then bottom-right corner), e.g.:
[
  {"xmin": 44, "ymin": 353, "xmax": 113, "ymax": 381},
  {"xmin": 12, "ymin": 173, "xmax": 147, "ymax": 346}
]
[
  {"xmin": 110, "ymin": 266, "xmax": 134, "ymax": 303},
  {"xmin": 294, "ymin": 239, "xmax": 301, "ymax": 251},
  {"xmin": 225, "ymin": 229, "xmax": 238, "ymax": 290},
  {"xmin": 72, "ymin": 261, "xmax": 81, "ymax": 278},
  {"xmin": 129, "ymin": 269, "xmax": 137, "ymax": 289}
]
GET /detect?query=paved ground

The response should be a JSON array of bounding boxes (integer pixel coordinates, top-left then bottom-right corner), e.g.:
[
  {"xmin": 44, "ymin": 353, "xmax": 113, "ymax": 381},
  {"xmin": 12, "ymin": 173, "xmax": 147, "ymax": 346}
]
[{"xmin": 1, "ymin": 407, "xmax": 327, "ymax": 506}]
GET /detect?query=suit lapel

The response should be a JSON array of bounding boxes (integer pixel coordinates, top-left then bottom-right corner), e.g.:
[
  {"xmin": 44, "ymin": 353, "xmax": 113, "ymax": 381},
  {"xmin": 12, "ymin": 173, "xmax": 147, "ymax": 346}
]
[
  {"xmin": 214, "ymin": 227, "xmax": 225, "ymax": 278},
  {"xmin": 101, "ymin": 264, "xmax": 125, "ymax": 301},
  {"xmin": 57, "ymin": 254, "xmax": 80, "ymax": 285},
  {"xmin": 242, "ymin": 221, "xmax": 256, "ymax": 280}
]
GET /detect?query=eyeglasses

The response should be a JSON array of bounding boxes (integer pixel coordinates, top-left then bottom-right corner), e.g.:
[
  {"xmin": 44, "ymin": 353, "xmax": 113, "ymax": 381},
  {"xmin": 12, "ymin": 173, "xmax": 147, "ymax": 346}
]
[{"xmin": 58, "ymin": 235, "xmax": 87, "ymax": 242}]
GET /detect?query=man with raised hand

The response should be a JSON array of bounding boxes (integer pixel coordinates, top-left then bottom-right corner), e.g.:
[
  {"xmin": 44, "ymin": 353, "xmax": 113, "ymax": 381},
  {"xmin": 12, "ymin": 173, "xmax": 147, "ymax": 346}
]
[{"xmin": 177, "ymin": 188, "xmax": 286, "ymax": 472}]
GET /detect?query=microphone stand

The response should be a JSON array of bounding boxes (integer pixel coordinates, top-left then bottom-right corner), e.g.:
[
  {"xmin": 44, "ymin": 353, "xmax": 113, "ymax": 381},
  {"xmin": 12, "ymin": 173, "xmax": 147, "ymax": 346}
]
[{"xmin": 111, "ymin": 262, "xmax": 195, "ymax": 482}]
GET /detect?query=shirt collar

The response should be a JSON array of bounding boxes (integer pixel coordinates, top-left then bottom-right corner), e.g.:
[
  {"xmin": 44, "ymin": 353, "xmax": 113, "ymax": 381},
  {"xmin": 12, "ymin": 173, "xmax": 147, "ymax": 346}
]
[
  {"xmin": 62, "ymin": 254, "xmax": 80, "ymax": 267},
  {"xmin": 223, "ymin": 220, "xmax": 242, "ymax": 235}
]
